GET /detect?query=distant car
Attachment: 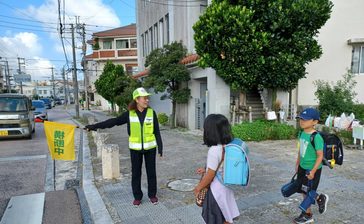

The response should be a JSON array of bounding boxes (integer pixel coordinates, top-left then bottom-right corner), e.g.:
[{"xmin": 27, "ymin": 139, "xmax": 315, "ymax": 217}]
[
  {"xmin": 0, "ymin": 94, "xmax": 35, "ymax": 139},
  {"xmin": 40, "ymin": 98, "xmax": 52, "ymax": 109},
  {"xmin": 32, "ymin": 100, "xmax": 48, "ymax": 121},
  {"xmin": 54, "ymin": 98, "xmax": 62, "ymax": 105}
]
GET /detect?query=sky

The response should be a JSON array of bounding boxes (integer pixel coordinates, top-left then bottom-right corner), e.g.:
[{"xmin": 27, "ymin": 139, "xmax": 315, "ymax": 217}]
[{"xmin": 0, "ymin": 0, "xmax": 136, "ymax": 81}]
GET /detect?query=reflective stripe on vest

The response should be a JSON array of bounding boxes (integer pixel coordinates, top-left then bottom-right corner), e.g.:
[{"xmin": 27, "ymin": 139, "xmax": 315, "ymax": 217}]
[{"xmin": 129, "ymin": 108, "xmax": 156, "ymax": 150}]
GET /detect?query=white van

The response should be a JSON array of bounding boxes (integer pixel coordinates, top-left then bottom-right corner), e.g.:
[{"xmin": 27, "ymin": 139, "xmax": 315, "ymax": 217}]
[{"xmin": 0, "ymin": 94, "xmax": 35, "ymax": 139}]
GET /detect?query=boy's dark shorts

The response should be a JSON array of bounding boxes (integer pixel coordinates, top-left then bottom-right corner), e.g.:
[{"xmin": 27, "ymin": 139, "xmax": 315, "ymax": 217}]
[{"xmin": 296, "ymin": 165, "xmax": 322, "ymax": 194}]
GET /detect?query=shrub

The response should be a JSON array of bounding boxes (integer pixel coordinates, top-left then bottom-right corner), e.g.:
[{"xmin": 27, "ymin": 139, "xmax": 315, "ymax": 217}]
[
  {"xmin": 232, "ymin": 120, "xmax": 296, "ymax": 141},
  {"xmin": 352, "ymin": 104, "xmax": 364, "ymax": 123},
  {"xmin": 158, "ymin": 113, "xmax": 169, "ymax": 125},
  {"xmin": 336, "ymin": 130, "xmax": 352, "ymax": 145},
  {"xmin": 314, "ymin": 71, "xmax": 357, "ymax": 120}
]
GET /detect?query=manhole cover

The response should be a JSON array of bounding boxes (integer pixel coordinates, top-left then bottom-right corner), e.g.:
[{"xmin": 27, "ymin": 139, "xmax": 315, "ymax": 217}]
[{"xmin": 167, "ymin": 179, "xmax": 199, "ymax": 192}]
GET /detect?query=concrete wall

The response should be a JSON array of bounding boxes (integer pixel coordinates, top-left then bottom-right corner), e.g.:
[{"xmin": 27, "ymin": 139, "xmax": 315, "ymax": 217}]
[
  {"xmin": 136, "ymin": 0, "xmax": 206, "ymax": 71},
  {"xmin": 206, "ymin": 69, "xmax": 230, "ymax": 118},
  {"xmin": 298, "ymin": 0, "xmax": 364, "ymax": 105},
  {"xmin": 184, "ymin": 67, "xmax": 230, "ymax": 129},
  {"xmin": 148, "ymin": 91, "xmax": 172, "ymax": 116}
]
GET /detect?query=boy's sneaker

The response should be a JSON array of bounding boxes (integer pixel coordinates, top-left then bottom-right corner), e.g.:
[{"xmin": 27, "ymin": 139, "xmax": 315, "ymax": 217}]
[
  {"xmin": 317, "ymin": 193, "xmax": 329, "ymax": 214},
  {"xmin": 133, "ymin": 199, "xmax": 141, "ymax": 206},
  {"xmin": 294, "ymin": 212, "xmax": 314, "ymax": 224},
  {"xmin": 150, "ymin": 196, "xmax": 158, "ymax": 205}
]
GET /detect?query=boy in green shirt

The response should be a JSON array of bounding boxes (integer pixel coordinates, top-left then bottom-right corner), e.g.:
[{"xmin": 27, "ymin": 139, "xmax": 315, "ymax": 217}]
[{"xmin": 294, "ymin": 108, "xmax": 329, "ymax": 224}]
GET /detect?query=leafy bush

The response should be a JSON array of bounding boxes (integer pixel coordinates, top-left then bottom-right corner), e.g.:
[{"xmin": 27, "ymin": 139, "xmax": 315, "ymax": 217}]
[
  {"xmin": 314, "ymin": 72, "xmax": 357, "ymax": 120},
  {"xmin": 158, "ymin": 113, "xmax": 169, "ymax": 125},
  {"xmin": 336, "ymin": 130, "xmax": 352, "ymax": 146},
  {"xmin": 352, "ymin": 104, "xmax": 364, "ymax": 123},
  {"xmin": 319, "ymin": 126, "xmax": 352, "ymax": 146},
  {"xmin": 232, "ymin": 120, "xmax": 296, "ymax": 141}
]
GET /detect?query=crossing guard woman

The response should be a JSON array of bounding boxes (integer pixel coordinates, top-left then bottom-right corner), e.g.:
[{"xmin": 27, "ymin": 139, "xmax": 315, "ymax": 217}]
[{"xmin": 85, "ymin": 87, "xmax": 163, "ymax": 206}]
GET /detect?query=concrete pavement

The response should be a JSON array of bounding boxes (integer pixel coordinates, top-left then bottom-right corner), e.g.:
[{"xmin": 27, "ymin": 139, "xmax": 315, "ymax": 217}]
[{"xmin": 80, "ymin": 109, "xmax": 364, "ymax": 224}]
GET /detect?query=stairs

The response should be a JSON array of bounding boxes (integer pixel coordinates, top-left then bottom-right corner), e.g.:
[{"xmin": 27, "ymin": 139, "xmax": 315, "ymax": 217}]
[{"xmin": 245, "ymin": 91, "xmax": 265, "ymax": 120}]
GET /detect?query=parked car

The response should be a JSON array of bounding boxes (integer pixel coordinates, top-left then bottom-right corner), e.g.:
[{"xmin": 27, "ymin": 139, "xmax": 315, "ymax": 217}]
[
  {"xmin": 0, "ymin": 94, "xmax": 35, "ymax": 139},
  {"xmin": 32, "ymin": 100, "xmax": 48, "ymax": 121},
  {"xmin": 54, "ymin": 98, "xmax": 63, "ymax": 105},
  {"xmin": 40, "ymin": 98, "xmax": 52, "ymax": 109}
]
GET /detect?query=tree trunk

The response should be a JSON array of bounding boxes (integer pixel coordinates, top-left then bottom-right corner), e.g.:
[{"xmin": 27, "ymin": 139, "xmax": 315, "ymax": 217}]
[{"xmin": 171, "ymin": 100, "xmax": 177, "ymax": 128}]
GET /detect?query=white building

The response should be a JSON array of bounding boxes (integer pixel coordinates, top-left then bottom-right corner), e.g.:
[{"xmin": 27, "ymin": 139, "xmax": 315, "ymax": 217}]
[
  {"xmin": 293, "ymin": 0, "xmax": 364, "ymax": 106},
  {"xmin": 136, "ymin": 0, "xmax": 364, "ymax": 130},
  {"xmin": 85, "ymin": 24, "xmax": 138, "ymax": 111},
  {"xmin": 136, "ymin": 0, "xmax": 231, "ymax": 129}
]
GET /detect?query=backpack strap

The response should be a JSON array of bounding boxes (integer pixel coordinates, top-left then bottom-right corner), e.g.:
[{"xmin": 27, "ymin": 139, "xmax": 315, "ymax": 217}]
[
  {"xmin": 310, "ymin": 131, "xmax": 318, "ymax": 149},
  {"xmin": 217, "ymin": 145, "xmax": 225, "ymax": 171},
  {"xmin": 310, "ymin": 132, "xmax": 332, "ymax": 168}
]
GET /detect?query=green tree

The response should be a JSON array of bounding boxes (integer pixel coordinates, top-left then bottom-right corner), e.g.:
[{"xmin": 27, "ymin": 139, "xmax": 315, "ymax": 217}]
[
  {"xmin": 114, "ymin": 76, "xmax": 140, "ymax": 112},
  {"xmin": 193, "ymin": 0, "xmax": 333, "ymax": 91},
  {"xmin": 314, "ymin": 71, "xmax": 357, "ymax": 119},
  {"xmin": 95, "ymin": 61, "xmax": 137, "ymax": 112},
  {"xmin": 144, "ymin": 41, "xmax": 191, "ymax": 128}
]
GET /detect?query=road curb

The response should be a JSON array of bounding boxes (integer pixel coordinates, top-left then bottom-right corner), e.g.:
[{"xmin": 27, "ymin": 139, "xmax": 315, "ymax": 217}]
[{"xmin": 81, "ymin": 128, "xmax": 113, "ymax": 224}]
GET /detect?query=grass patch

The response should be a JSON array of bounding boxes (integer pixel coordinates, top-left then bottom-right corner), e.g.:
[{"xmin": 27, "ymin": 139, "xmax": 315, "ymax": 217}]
[{"xmin": 232, "ymin": 120, "xmax": 297, "ymax": 141}]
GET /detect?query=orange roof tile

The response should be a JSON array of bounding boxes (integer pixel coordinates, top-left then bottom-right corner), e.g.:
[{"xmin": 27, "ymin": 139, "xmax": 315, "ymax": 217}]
[
  {"xmin": 133, "ymin": 54, "xmax": 200, "ymax": 79},
  {"xmin": 181, "ymin": 54, "xmax": 200, "ymax": 65},
  {"xmin": 133, "ymin": 69, "xmax": 149, "ymax": 79},
  {"xmin": 93, "ymin": 24, "xmax": 136, "ymax": 37}
]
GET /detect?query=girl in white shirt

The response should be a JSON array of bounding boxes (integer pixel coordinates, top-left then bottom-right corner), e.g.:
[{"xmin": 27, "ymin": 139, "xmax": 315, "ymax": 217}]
[{"xmin": 194, "ymin": 114, "xmax": 240, "ymax": 224}]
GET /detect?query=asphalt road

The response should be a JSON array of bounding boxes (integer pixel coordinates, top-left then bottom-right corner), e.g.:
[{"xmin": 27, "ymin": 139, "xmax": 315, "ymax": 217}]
[{"xmin": 0, "ymin": 106, "xmax": 82, "ymax": 223}]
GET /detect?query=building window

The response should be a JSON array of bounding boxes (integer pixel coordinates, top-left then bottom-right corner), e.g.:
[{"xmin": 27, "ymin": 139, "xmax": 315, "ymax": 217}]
[
  {"xmin": 165, "ymin": 14, "xmax": 170, "ymax": 44},
  {"xmin": 102, "ymin": 40, "xmax": 112, "ymax": 49},
  {"xmin": 159, "ymin": 19, "xmax": 164, "ymax": 47},
  {"xmin": 116, "ymin": 39, "xmax": 129, "ymax": 49},
  {"xmin": 200, "ymin": 0, "xmax": 208, "ymax": 13},
  {"xmin": 141, "ymin": 34, "xmax": 145, "ymax": 56},
  {"xmin": 145, "ymin": 31, "xmax": 149, "ymax": 54},
  {"xmin": 352, "ymin": 45, "xmax": 364, "ymax": 74},
  {"xmin": 154, "ymin": 23, "xmax": 158, "ymax": 49},
  {"xmin": 44, "ymin": 90, "xmax": 47, "ymax": 94},
  {"xmin": 149, "ymin": 27, "xmax": 153, "ymax": 51},
  {"xmin": 126, "ymin": 64, "xmax": 139, "ymax": 75},
  {"xmin": 130, "ymin": 39, "xmax": 137, "ymax": 48}
]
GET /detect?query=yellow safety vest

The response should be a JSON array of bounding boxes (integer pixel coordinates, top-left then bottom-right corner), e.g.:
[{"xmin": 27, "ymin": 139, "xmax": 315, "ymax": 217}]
[{"xmin": 129, "ymin": 108, "xmax": 157, "ymax": 150}]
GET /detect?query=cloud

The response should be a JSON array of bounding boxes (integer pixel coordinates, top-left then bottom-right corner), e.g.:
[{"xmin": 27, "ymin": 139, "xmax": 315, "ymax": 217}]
[
  {"xmin": 0, "ymin": 32, "xmax": 51, "ymax": 81},
  {"xmin": 25, "ymin": 58, "xmax": 55, "ymax": 81},
  {"xmin": 20, "ymin": 0, "xmax": 122, "ymax": 67},
  {"xmin": 23, "ymin": 0, "xmax": 121, "ymax": 30},
  {"xmin": 0, "ymin": 32, "xmax": 42, "ymax": 57}
]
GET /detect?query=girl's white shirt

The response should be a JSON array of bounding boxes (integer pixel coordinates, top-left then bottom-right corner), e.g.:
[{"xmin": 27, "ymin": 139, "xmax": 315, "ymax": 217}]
[{"xmin": 206, "ymin": 144, "xmax": 240, "ymax": 223}]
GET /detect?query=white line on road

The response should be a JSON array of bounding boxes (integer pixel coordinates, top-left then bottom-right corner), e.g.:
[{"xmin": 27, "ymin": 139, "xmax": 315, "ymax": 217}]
[{"xmin": 0, "ymin": 155, "xmax": 47, "ymax": 162}]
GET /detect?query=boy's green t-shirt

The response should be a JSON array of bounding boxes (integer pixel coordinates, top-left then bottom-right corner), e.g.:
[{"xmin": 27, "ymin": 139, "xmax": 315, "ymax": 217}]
[{"xmin": 299, "ymin": 132, "xmax": 324, "ymax": 170}]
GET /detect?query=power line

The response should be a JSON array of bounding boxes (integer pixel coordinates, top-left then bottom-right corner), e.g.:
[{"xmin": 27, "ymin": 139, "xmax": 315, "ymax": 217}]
[
  {"xmin": 119, "ymin": 0, "xmax": 134, "ymax": 9},
  {"xmin": 0, "ymin": 24, "xmax": 60, "ymax": 34},
  {"xmin": 0, "ymin": 2, "xmax": 50, "ymax": 25},
  {"xmin": 0, "ymin": 14, "xmax": 58, "ymax": 25},
  {"xmin": 0, "ymin": 20, "xmax": 58, "ymax": 30},
  {"xmin": 142, "ymin": 0, "xmax": 206, "ymax": 7},
  {"xmin": 0, "ymin": 13, "xmax": 124, "ymax": 31}
]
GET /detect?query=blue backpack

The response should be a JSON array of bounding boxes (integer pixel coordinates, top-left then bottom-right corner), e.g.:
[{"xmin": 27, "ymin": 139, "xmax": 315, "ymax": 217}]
[{"xmin": 216, "ymin": 138, "xmax": 250, "ymax": 187}]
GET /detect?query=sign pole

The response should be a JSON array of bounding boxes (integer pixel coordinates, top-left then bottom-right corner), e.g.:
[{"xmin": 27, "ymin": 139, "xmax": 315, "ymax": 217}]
[{"xmin": 53, "ymin": 159, "xmax": 56, "ymax": 191}]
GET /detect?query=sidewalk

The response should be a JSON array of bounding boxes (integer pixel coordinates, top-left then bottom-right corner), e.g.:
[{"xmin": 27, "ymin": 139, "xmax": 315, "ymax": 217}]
[{"xmin": 83, "ymin": 109, "xmax": 364, "ymax": 224}]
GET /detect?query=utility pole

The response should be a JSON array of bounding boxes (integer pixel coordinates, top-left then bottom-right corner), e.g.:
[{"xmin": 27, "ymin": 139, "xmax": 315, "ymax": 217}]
[
  {"xmin": 71, "ymin": 23, "xmax": 80, "ymax": 118},
  {"xmin": 5, "ymin": 60, "xmax": 11, "ymax": 93},
  {"xmin": 0, "ymin": 57, "xmax": 11, "ymax": 93},
  {"xmin": 17, "ymin": 57, "xmax": 25, "ymax": 94},
  {"xmin": 62, "ymin": 68, "xmax": 67, "ymax": 105},
  {"xmin": 80, "ymin": 23, "xmax": 89, "ymax": 110},
  {"xmin": 51, "ymin": 67, "xmax": 56, "ymax": 99}
]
